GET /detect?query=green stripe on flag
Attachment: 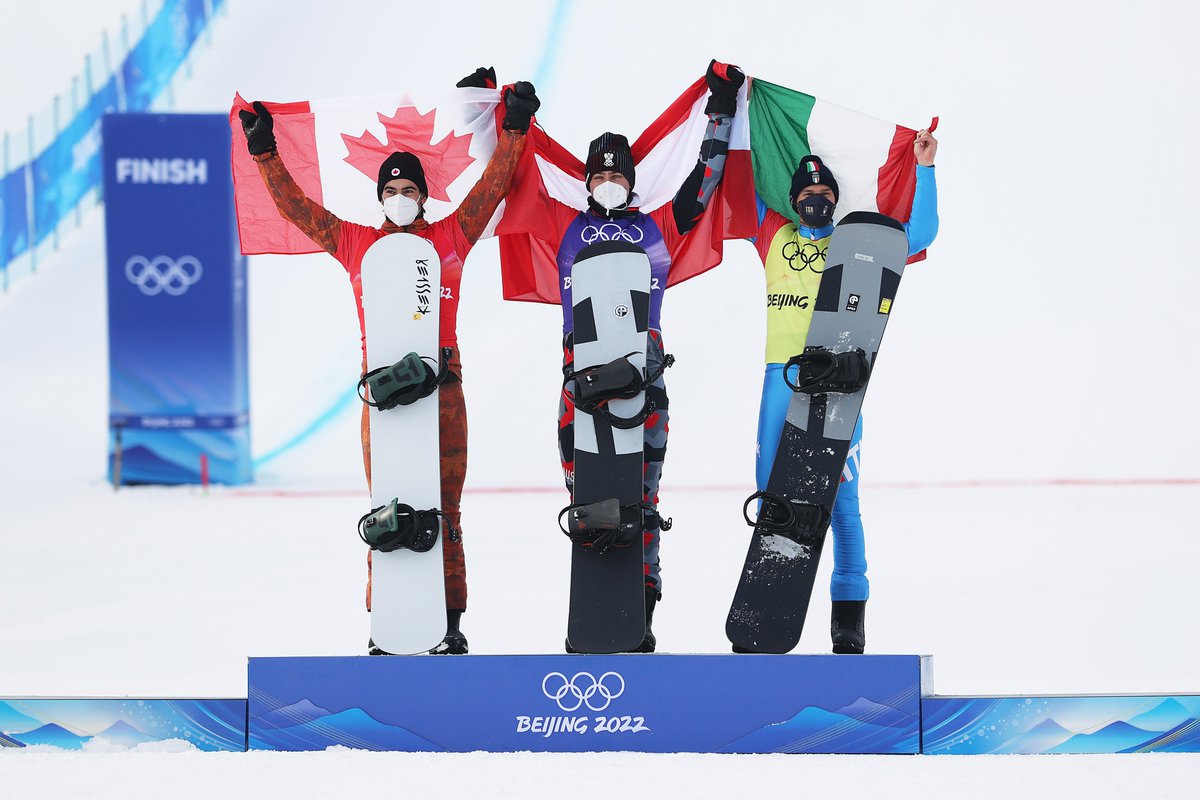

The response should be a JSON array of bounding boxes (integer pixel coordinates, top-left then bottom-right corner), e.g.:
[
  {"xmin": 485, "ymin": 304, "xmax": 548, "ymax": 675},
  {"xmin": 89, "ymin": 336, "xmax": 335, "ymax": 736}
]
[{"xmin": 749, "ymin": 79, "xmax": 817, "ymax": 227}]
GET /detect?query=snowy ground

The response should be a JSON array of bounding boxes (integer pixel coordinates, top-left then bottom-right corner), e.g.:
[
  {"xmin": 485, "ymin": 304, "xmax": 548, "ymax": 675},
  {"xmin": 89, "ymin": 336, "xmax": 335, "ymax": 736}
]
[
  {"xmin": 2, "ymin": 0, "xmax": 1199, "ymax": 794},
  {"xmin": 1, "ymin": 749, "xmax": 1194, "ymax": 800}
]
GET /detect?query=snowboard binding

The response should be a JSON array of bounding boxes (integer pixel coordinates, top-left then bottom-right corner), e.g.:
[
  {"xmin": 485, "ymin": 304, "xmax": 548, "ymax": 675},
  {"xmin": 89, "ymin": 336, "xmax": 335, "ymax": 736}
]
[
  {"xmin": 563, "ymin": 353, "xmax": 674, "ymax": 430},
  {"xmin": 358, "ymin": 348, "xmax": 450, "ymax": 410},
  {"xmin": 559, "ymin": 498, "xmax": 672, "ymax": 554},
  {"xmin": 743, "ymin": 490, "xmax": 831, "ymax": 545},
  {"xmin": 358, "ymin": 498, "xmax": 446, "ymax": 553},
  {"xmin": 783, "ymin": 347, "xmax": 870, "ymax": 395}
]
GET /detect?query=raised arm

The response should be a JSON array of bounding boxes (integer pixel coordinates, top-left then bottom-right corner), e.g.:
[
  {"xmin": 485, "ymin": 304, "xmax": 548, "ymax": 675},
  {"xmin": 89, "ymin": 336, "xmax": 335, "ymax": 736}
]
[
  {"xmin": 240, "ymin": 102, "xmax": 341, "ymax": 254},
  {"xmin": 904, "ymin": 129, "xmax": 940, "ymax": 255},
  {"xmin": 672, "ymin": 61, "xmax": 745, "ymax": 235},
  {"xmin": 455, "ymin": 81, "xmax": 539, "ymax": 244}
]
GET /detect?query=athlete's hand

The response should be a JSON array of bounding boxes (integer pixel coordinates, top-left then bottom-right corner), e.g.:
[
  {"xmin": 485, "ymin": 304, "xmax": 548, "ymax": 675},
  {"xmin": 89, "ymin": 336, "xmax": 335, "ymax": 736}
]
[
  {"xmin": 456, "ymin": 66, "xmax": 497, "ymax": 89},
  {"xmin": 238, "ymin": 101, "xmax": 276, "ymax": 156},
  {"xmin": 502, "ymin": 81, "xmax": 540, "ymax": 133},
  {"xmin": 914, "ymin": 129, "xmax": 938, "ymax": 167},
  {"xmin": 704, "ymin": 59, "xmax": 745, "ymax": 117}
]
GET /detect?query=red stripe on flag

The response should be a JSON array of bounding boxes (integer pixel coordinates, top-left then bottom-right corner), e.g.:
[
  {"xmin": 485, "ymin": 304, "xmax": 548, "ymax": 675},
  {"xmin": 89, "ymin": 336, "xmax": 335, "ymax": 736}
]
[
  {"xmin": 877, "ymin": 122, "xmax": 927, "ymax": 264},
  {"xmin": 663, "ymin": 148, "xmax": 756, "ymax": 288},
  {"xmin": 229, "ymin": 94, "xmax": 323, "ymax": 255},
  {"xmin": 496, "ymin": 115, "xmax": 580, "ymax": 303}
]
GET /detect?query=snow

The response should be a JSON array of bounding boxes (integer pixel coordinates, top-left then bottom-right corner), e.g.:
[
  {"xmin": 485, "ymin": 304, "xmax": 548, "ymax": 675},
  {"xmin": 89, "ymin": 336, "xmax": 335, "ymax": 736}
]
[{"xmin": 2, "ymin": 0, "xmax": 1199, "ymax": 793}]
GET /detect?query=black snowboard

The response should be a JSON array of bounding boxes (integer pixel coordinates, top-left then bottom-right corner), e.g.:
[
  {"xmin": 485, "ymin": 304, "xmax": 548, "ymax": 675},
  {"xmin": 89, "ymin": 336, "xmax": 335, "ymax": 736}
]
[
  {"xmin": 565, "ymin": 241, "xmax": 652, "ymax": 654},
  {"xmin": 726, "ymin": 212, "xmax": 909, "ymax": 654}
]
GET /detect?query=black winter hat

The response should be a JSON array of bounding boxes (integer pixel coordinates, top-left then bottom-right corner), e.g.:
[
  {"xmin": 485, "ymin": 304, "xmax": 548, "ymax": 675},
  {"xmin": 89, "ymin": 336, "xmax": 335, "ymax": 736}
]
[
  {"xmin": 790, "ymin": 155, "xmax": 839, "ymax": 203},
  {"xmin": 585, "ymin": 132, "xmax": 636, "ymax": 189},
  {"xmin": 377, "ymin": 152, "xmax": 428, "ymax": 200}
]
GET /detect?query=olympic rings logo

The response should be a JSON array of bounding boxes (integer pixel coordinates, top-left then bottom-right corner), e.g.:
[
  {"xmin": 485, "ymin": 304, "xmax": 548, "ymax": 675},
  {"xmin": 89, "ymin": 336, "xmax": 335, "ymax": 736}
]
[
  {"xmin": 542, "ymin": 671, "xmax": 626, "ymax": 712},
  {"xmin": 781, "ymin": 240, "xmax": 826, "ymax": 274},
  {"xmin": 581, "ymin": 223, "xmax": 644, "ymax": 245},
  {"xmin": 124, "ymin": 255, "xmax": 203, "ymax": 296}
]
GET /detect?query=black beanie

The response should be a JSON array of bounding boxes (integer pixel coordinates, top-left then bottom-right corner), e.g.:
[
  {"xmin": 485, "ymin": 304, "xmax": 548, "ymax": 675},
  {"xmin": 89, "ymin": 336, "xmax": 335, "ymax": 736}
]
[
  {"xmin": 377, "ymin": 152, "xmax": 428, "ymax": 200},
  {"xmin": 790, "ymin": 155, "xmax": 839, "ymax": 203},
  {"xmin": 585, "ymin": 132, "xmax": 636, "ymax": 189}
]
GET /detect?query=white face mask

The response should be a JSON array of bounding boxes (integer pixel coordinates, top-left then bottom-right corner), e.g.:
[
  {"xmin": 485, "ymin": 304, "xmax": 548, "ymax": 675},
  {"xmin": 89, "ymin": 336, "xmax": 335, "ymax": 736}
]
[
  {"xmin": 382, "ymin": 193, "xmax": 420, "ymax": 227},
  {"xmin": 591, "ymin": 180, "xmax": 629, "ymax": 211}
]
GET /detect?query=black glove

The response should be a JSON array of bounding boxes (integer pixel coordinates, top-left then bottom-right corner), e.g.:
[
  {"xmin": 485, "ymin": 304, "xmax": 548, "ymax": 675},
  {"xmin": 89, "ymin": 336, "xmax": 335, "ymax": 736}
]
[
  {"xmin": 238, "ymin": 101, "xmax": 276, "ymax": 156},
  {"xmin": 456, "ymin": 66, "xmax": 497, "ymax": 89},
  {"xmin": 502, "ymin": 81, "xmax": 540, "ymax": 133},
  {"xmin": 703, "ymin": 60, "xmax": 745, "ymax": 117}
]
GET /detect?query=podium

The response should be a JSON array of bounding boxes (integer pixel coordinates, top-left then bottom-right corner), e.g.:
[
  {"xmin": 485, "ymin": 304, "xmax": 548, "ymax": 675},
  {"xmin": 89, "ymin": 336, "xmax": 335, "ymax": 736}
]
[{"xmin": 247, "ymin": 654, "xmax": 928, "ymax": 753}]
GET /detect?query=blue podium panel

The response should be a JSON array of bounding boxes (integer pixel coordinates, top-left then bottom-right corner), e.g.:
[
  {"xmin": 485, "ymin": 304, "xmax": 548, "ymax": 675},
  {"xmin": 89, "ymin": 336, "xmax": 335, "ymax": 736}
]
[
  {"xmin": 0, "ymin": 698, "xmax": 246, "ymax": 751},
  {"xmin": 923, "ymin": 694, "xmax": 1200, "ymax": 754},
  {"xmin": 248, "ymin": 654, "xmax": 926, "ymax": 754}
]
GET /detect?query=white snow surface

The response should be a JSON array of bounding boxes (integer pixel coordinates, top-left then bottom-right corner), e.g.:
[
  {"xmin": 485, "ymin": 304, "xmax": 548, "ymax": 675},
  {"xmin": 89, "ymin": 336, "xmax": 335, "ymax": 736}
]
[{"xmin": 2, "ymin": 0, "xmax": 1199, "ymax": 794}]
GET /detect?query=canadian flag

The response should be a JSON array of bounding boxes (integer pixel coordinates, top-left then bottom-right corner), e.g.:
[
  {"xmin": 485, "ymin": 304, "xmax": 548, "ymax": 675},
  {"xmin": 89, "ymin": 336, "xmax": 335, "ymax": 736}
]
[{"xmin": 228, "ymin": 87, "xmax": 504, "ymax": 255}]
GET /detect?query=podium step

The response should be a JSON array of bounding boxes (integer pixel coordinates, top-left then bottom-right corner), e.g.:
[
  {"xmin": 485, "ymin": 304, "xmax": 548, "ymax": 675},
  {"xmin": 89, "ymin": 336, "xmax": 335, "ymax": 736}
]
[
  {"xmin": 0, "ymin": 698, "xmax": 245, "ymax": 751},
  {"xmin": 923, "ymin": 694, "xmax": 1200, "ymax": 754},
  {"xmin": 248, "ymin": 654, "xmax": 928, "ymax": 754}
]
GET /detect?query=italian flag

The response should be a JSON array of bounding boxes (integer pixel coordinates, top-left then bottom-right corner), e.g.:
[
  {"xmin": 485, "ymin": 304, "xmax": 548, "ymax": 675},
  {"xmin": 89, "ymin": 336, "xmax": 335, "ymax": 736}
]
[
  {"xmin": 747, "ymin": 77, "xmax": 936, "ymax": 259},
  {"xmin": 228, "ymin": 88, "xmax": 504, "ymax": 255},
  {"xmin": 496, "ymin": 75, "xmax": 757, "ymax": 304}
]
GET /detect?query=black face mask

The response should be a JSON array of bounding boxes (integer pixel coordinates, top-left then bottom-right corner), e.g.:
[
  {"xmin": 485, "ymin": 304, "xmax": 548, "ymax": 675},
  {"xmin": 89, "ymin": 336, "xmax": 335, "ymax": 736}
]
[{"xmin": 795, "ymin": 194, "xmax": 835, "ymax": 228}]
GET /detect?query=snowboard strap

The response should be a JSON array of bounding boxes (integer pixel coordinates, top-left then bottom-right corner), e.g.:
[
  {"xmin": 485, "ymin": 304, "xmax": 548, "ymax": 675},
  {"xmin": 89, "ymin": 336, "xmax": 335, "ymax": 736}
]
[
  {"xmin": 358, "ymin": 347, "xmax": 451, "ymax": 410},
  {"xmin": 743, "ymin": 491, "xmax": 831, "ymax": 544},
  {"xmin": 358, "ymin": 498, "xmax": 448, "ymax": 553},
  {"xmin": 783, "ymin": 347, "xmax": 871, "ymax": 395},
  {"xmin": 558, "ymin": 498, "xmax": 673, "ymax": 554},
  {"xmin": 563, "ymin": 353, "xmax": 675, "ymax": 430}
]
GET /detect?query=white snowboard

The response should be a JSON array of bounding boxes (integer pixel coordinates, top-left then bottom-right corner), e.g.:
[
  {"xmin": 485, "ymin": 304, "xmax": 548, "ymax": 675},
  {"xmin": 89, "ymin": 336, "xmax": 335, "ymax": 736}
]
[{"xmin": 361, "ymin": 233, "xmax": 447, "ymax": 655}]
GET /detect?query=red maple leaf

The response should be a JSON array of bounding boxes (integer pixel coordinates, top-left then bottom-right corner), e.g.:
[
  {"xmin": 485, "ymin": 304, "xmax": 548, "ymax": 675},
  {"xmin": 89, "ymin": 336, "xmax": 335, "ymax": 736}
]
[{"xmin": 341, "ymin": 106, "xmax": 476, "ymax": 203}]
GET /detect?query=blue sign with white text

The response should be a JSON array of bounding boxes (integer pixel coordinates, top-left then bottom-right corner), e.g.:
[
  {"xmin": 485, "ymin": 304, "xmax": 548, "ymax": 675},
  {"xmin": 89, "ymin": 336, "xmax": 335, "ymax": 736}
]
[
  {"xmin": 248, "ymin": 654, "xmax": 925, "ymax": 753},
  {"xmin": 103, "ymin": 113, "xmax": 250, "ymax": 485}
]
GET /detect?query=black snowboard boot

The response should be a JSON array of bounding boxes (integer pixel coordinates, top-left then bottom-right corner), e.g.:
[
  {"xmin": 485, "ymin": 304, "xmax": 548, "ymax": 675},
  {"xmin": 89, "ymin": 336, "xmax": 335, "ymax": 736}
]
[
  {"xmin": 429, "ymin": 609, "xmax": 468, "ymax": 655},
  {"xmin": 631, "ymin": 586, "xmax": 659, "ymax": 653},
  {"xmin": 367, "ymin": 638, "xmax": 392, "ymax": 656},
  {"xmin": 831, "ymin": 600, "xmax": 866, "ymax": 654}
]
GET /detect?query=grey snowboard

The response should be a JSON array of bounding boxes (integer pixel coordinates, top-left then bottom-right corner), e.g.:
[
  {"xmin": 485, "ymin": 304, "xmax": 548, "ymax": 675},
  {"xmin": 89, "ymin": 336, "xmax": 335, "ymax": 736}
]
[
  {"xmin": 726, "ymin": 212, "xmax": 908, "ymax": 654},
  {"xmin": 566, "ymin": 240, "xmax": 652, "ymax": 654}
]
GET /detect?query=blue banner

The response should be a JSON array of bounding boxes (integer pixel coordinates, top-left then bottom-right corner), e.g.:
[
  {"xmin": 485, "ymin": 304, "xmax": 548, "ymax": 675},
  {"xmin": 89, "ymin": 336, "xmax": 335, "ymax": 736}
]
[
  {"xmin": 248, "ymin": 654, "xmax": 925, "ymax": 753},
  {"xmin": 103, "ymin": 113, "xmax": 250, "ymax": 485},
  {"xmin": 121, "ymin": 0, "xmax": 210, "ymax": 113},
  {"xmin": 33, "ymin": 78, "xmax": 120, "ymax": 243},
  {"xmin": 0, "ymin": 165, "xmax": 29, "ymax": 266}
]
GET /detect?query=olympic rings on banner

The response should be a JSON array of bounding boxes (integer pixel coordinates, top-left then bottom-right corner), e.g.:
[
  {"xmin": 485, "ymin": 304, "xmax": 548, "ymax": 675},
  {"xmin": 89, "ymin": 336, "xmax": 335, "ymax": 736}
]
[{"xmin": 125, "ymin": 255, "xmax": 203, "ymax": 296}]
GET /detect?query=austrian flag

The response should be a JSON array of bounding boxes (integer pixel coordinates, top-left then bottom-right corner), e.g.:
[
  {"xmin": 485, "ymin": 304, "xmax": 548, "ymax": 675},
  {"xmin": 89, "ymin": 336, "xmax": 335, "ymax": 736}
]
[
  {"xmin": 496, "ymin": 77, "xmax": 757, "ymax": 304},
  {"xmin": 228, "ymin": 88, "xmax": 503, "ymax": 255}
]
